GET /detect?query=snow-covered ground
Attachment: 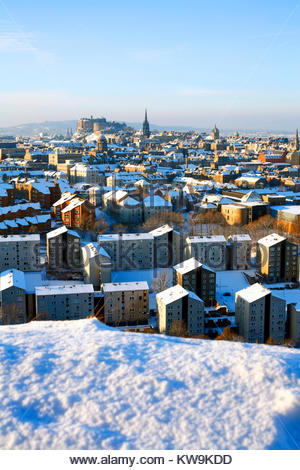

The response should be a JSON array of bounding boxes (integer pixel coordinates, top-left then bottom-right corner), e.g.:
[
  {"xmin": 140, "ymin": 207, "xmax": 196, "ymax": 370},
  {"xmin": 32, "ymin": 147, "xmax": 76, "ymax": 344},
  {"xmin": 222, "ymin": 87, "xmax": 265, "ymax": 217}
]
[
  {"xmin": 0, "ymin": 319, "xmax": 300, "ymax": 450},
  {"xmin": 216, "ymin": 270, "xmax": 253, "ymax": 312}
]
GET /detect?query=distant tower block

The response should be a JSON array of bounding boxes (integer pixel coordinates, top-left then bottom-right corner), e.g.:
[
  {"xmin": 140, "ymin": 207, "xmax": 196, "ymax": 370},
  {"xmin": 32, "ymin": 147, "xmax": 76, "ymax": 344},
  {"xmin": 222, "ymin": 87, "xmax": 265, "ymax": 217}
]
[
  {"xmin": 142, "ymin": 109, "xmax": 150, "ymax": 138},
  {"xmin": 97, "ymin": 134, "xmax": 108, "ymax": 152}
]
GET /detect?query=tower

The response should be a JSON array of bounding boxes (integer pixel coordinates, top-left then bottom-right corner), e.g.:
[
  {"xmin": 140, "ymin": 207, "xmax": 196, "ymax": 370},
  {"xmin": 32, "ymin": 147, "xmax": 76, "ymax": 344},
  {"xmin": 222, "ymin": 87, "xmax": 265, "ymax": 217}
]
[
  {"xmin": 295, "ymin": 129, "xmax": 299, "ymax": 150},
  {"xmin": 211, "ymin": 124, "xmax": 220, "ymax": 140},
  {"xmin": 142, "ymin": 109, "xmax": 150, "ymax": 138},
  {"xmin": 97, "ymin": 134, "xmax": 108, "ymax": 153}
]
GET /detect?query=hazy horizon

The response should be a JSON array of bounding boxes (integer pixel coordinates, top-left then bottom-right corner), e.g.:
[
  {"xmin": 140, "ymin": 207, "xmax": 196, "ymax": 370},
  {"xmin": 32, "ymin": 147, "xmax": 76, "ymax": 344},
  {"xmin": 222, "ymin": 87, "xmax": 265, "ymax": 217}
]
[{"xmin": 1, "ymin": 0, "xmax": 300, "ymax": 131}]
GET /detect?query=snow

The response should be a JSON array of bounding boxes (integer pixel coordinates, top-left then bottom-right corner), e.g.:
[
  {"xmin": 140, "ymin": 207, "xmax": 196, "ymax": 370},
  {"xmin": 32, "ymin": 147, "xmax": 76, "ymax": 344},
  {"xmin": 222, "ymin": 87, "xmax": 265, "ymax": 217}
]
[
  {"xmin": 0, "ymin": 318, "xmax": 299, "ymax": 449},
  {"xmin": 102, "ymin": 281, "xmax": 149, "ymax": 292},
  {"xmin": 236, "ymin": 283, "xmax": 271, "ymax": 303},
  {"xmin": 216, "ymin": 270, "xmax": 253, "ymax": 312}
]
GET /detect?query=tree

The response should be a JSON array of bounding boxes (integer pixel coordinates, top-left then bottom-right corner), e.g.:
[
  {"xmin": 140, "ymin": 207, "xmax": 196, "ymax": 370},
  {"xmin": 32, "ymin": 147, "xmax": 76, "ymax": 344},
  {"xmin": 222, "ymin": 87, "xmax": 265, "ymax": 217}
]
[
  {"xmin": 215, "ymin": 327, "xmax": 245, "ymax": 342},
  {"xmin": 151, "ymin": 270, "xmax": 170, "ymax": 293},
  {"xmin": 280, "ymin": 338, "xmax": 296, "ymax": 348},
  {"xmin": 112, "ymin": 223, "xmax": 128, "ymax": 233},
  {"xmin": 168, "ymin": 319, "xmax": 189, "ymax": 337},
  {"xmin": 265, "ymin": 336, "xmax": 277, "ymax": 345},
  {"xmin": 141, "ymin": 211, "xmax": 184, "ymax": 232}
]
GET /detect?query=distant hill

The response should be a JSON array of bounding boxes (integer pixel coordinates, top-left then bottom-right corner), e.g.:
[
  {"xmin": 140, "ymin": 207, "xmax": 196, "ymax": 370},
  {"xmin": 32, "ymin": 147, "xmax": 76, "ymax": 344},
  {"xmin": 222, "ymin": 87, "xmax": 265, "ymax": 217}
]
[{"xmin": 0, "ymin": 120, "xmax": 78, "ymax": 138}]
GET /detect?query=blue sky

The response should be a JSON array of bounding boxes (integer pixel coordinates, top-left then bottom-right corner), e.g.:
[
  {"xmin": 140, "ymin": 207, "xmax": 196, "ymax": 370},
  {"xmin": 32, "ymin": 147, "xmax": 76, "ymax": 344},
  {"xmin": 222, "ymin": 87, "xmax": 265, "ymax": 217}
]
[{"xmin": 0, "ymin": 0, "xmax": 300, "ymax": 130}]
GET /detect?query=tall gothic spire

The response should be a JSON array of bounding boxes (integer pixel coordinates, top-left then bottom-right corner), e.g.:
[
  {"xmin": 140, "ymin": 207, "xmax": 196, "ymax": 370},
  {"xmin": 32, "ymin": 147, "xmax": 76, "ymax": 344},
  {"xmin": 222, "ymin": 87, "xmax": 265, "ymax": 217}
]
[
  {"xmin": 295, "ymin": 128, "xmax": 299, "ymax": 150},
  {"xmin": 142, "ymin": 109, "xmax": 150, "ymax": 138}
]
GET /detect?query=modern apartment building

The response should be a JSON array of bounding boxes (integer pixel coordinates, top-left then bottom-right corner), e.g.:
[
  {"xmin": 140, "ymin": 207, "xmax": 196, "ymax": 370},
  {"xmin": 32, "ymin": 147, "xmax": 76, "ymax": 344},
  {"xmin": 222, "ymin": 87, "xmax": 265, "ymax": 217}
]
[
  {"xmin": 156, "ymin": 284, "xmax": 204, "ymax": 335},
  {"xmin": 46, "ymin": 226, "xmax": 81, "ymax": 271},
  {"xmin": 286, "ymin": 303, "xmax": 300, "ymax": 347},
  {"xmin": 185, "ymin": 235, "xmax": 227, "ymax": 271},
  {"xmin": 150, "ymin": 224, "xmax": 173, "ymax": 268},
  {"xmin": 35, "ymin": 284, "xmax": 94, "ymax": 321},
  {"xmin": 0, "ymin": 269, "xmax": 27, "ymax": 324},
  {"xmin": 227, "ymin": 234, "xmax": 252, "ymax": 270},
  {"xmin": 235, "ymin": 283, "xmax": 286, "ymax": 343},
  {"xmin": 98, "ymin": 233, "xmax": 154, "ymax": 270},
  {"xmin": 173, "ymin": 257, "xmax": 216, "ymax": 306},
  {"xmin": 257, "ymin": 233, "xmax": 298, "ymax": 283},
  {"xmin": 102, "ymin": 281, "xmax": 149, "ymax": 326},
  {"xmin": 81, "ymin": 242, "xmax": 111, "ymax": 289},
  {"xmin": 0, "ymin": 234, "xmax": 40, "ymax": 272}
]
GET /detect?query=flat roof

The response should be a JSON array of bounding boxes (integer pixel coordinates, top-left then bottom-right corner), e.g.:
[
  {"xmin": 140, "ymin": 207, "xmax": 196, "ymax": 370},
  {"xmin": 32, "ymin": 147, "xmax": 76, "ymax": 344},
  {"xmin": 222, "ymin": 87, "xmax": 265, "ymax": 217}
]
[
  {"xmin": 173, "ymin": 257, "xmax": 202, "ymax": 275},
  {"xmin": 0, "ymin": 234, "xmax": 40, "ymax": 242},
  {"xmin": 258, "ymin": 233, "xmax": 286, "ymax": 247},
  {"xmin": 236, "ymin": 283, "xmax": 271, "ymax": 303},
  {"xmin": 35, "ymin": 284, "xmax": 94, "ymax": 296},
  {"xmin": 103, "ymin": 281, "xmax": 149, "ymax": 292}
]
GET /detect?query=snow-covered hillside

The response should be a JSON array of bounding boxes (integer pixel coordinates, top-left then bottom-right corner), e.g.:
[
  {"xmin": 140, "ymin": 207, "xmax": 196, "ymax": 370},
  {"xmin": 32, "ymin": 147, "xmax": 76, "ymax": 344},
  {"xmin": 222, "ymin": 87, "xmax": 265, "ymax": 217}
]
[{"xmin": 0, "ymin": 319, "xmax": 299, "ymax": 450}]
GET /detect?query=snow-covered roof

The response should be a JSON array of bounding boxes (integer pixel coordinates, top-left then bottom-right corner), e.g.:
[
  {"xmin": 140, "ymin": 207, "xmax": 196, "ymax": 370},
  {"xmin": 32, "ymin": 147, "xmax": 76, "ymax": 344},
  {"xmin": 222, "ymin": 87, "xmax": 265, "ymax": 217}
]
[
  {"xmin": 0, "ymin": 269, "xmax": 26, "ymax": 291},
  {"xmin": 236, "ymin": 283, "xmax": 271, "ymax": 303},
  {"xmin": 35, "ymin": 284, "xmax": 94, "ymax": 296},
  {"xmin": 143, "ymin": 195, "xmax": 172, "ymax": 208},
  {"xmin": 103, "ymin": 281, "xmax": 149, "ymax": 292},
  {"xmin": 188, "ymin": 235, "xmax": 226, "ymax": 243},
  {"xmin": 61, "ymin": 198, "xmax": 85, "ymax": 213},
  {"xmin": 53, "ymin": 192, "xmax": 75, "ymax": 207},
  {"xmin": 228, "ymin": 234, "xmax": 251, "ymax": 242},
  {"xmin": 0, "ymin": 234, "xmax": 40, "ymax": 243},
  {"xmin": 173, "ymin": 257, "xmax": 202, "ymax": 275},
  {"xmin": 99, "ymin": 233, "xmax": 153, "ymax": 242},
  {"xmin": 258, "ymin": 233, "xmax": 286, "ymax": 247},
  {"xmin": 150, "ymin": 224, "xmax": 173, "ymax": 237}
]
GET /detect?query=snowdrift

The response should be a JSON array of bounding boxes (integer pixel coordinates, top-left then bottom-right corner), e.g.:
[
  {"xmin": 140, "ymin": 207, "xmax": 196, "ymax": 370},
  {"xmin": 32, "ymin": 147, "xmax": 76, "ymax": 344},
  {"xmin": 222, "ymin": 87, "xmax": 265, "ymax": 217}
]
[{"xmin": 0, "ymin": 319, "xmax": 299, "ymax": 449}]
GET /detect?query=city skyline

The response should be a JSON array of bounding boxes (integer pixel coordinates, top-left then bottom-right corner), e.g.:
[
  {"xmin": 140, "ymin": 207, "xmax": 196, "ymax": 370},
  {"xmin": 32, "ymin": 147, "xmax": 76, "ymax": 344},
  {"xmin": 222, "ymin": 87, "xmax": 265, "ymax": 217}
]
[{"xmin": 1, "ymin": 0, "xmax": 300, "ymax": 130}]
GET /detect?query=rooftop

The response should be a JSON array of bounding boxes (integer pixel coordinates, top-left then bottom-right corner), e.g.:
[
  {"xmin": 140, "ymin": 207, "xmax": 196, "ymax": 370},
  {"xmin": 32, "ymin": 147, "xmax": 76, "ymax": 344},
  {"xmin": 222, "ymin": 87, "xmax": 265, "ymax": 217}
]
[
  {"xmin": 236, "ymin": 283, "xmax": 271, "ymax": 303},
  {"xmin": 102, "ymin": 281, "xmax": 149, "ymax": 292}
]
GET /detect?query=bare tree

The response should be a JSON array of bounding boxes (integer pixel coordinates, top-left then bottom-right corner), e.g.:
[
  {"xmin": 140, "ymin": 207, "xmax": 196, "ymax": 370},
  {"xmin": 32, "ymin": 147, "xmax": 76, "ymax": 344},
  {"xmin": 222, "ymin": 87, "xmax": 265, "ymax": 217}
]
[
  {"xmin": 151, "ymin": 269, "xmax": 170, "ymax": 293},
  {"xmin": 168, "ymin": 319, "xmax": 189, "ymax": 337}
]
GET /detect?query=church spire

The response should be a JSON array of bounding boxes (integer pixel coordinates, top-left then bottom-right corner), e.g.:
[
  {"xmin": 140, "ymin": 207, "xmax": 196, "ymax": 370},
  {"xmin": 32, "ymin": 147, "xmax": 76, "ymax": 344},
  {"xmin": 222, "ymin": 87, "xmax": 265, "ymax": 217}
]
[
  {"xmin": 142, "ymin": 108, "xmax": 150, "ymax": 138},
  {"xmin": 295, "ymin": 128, "xmax": 299, "ymax": 150}
]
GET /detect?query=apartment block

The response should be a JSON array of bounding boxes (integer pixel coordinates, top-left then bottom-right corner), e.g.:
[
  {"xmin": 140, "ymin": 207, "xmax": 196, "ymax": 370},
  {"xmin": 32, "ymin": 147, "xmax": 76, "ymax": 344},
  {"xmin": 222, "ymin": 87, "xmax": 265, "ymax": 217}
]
[
  {"xmin": 47, "ymin": 226, "xmax": 81, "ymax": 271},
  {"xmin": 173, "ymin": 257, "xmax": 216, "ymax": 306},
  {"xmin": 150, "ymin": 224, "xmax": 173, "ymax": 268},
  {"xmin": 0, "ymin": 234, "xmax": 40, "ymax": 272},
  {"xmin": 286, "ymin": 303, "xmax": 300, "ymax": 347},
  {"xmin": 185, "ymin": 235, "xmax": 226, "ymax": 271},
  {"xmin": 156, "ymin": 284, "xmax": 204, "ymax": 335},
  {"xmin": 98, "ymin": 233, "xmax": 154, "ymax": 270},
  {"xmin": 0, "ymin": 269, "xmax": 27, "ymax": 324},
  {"xmin": 81, "ymin": 242, "xmax": 112, "ymax": 289},
  {"xmin": 227, "ymin": 234, "xmax": 252, "ymax": 270},
  {"xmin": 235, "ymin": 283, "xmax": 286, "ymax": 343},
  {"xmin": 61, "ymin": 197, "xmax": 95, "ymax": 229},
  {"xmin": 35, "ymin": 284, "xmax": 94, "ymax": 321},
  {"xmin": 257, "ymin": 233, "xmax": 298, "ymax": 283},
  {"xmin": 102, "ymin": 281, "xmax": 149, "ymax": 326}
]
